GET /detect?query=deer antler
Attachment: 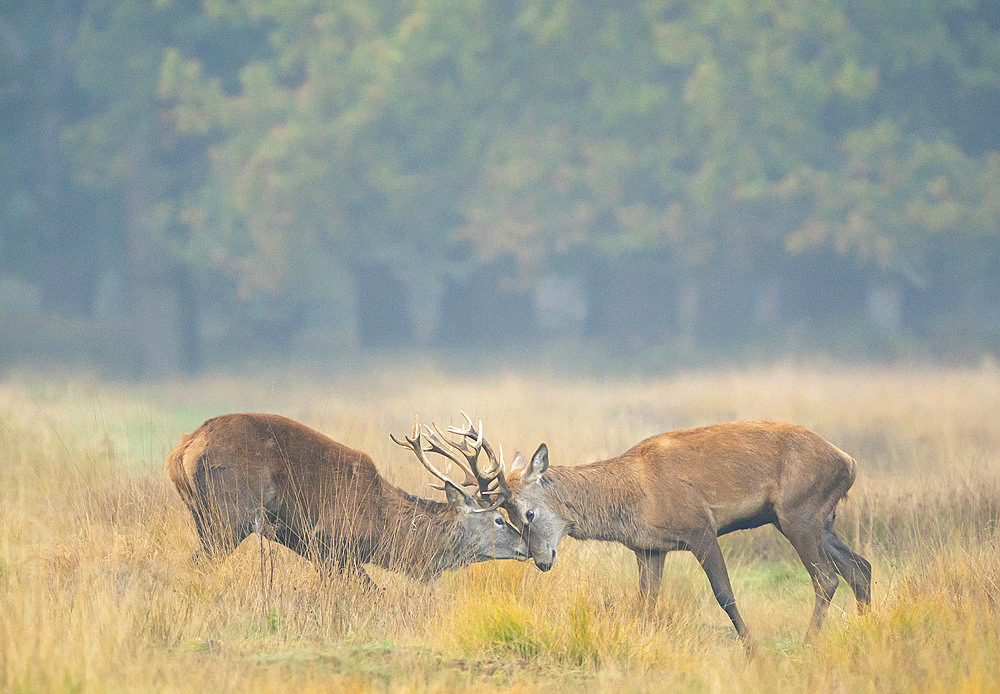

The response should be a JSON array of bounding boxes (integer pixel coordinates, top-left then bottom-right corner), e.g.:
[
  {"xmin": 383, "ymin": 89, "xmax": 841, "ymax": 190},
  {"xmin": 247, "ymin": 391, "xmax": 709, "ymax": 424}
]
[
  {"xmin": 392, "ymin": 413, "xmax": 513, "ymax": 512},
  {"xmin": 390, "ymin": 416, "xmax": 470, "ymax": 492},
  {"xmin": 445, "ymin": 410, "xmax": 512, "ymax": 510},
  {"xmin": 422, "ymin": 422, "xmax": 480, "ymax": 489}
]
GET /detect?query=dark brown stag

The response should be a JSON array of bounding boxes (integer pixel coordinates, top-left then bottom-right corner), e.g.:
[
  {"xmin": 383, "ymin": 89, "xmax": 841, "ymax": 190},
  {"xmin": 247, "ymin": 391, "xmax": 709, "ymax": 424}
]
[
  {"xmin": 435, "ymin": 416, "xmax": 871, "ymax": 646},
  {"xmin": 166, "ymin": 413, "xmax": 528, "ymax": 584}
]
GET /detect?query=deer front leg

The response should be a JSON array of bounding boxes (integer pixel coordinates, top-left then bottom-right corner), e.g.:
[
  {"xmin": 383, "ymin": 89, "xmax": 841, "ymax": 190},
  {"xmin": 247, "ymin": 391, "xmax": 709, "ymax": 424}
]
[
  {"xmin": 325, "ymin": 543, "xmax": 379, "ymax": 591},
  {"xmin": 634, "ymin": 549, "xmax": 666, "ymax": 611},
  {"xmin": 690, "ymin": 533, "xmax": 754, "ymax": 650}
]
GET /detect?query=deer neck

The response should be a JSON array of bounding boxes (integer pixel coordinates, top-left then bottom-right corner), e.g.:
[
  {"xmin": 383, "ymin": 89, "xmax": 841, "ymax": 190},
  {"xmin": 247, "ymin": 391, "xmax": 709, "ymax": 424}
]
[
  {"xmin": 545, "ymin": 459, "xmax": 641, "ymax": 544},
  {"xmin": 372, "ymin": 484, "xmax": 463, "ymax": 577}
]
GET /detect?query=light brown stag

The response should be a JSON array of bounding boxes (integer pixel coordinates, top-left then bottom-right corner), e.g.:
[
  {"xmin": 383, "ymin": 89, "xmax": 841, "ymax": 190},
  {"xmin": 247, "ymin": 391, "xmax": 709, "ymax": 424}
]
[
  {"xmin": 166, "ymin": 413, "xmax": 528, "ymax": 585},
  {"xmin": 433, "ymin": 416, "xmax": 872, "ymax": 646}
]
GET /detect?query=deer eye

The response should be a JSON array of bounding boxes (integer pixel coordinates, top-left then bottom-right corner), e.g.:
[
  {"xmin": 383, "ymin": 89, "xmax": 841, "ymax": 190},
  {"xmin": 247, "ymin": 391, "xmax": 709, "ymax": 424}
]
[
  {"xmin": 525, "ymin": 510, "xmax": 535, "ymax": 523},
  {"xmin": 494, "ymin": 517, "xmax": 505, "ymax": 527}
]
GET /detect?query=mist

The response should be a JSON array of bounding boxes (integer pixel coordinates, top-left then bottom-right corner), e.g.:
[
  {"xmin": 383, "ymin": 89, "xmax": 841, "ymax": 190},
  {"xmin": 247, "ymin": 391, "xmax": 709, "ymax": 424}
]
[{"xmin": 2, "ymin": 1, "xmax": 998, "ymax": 378}]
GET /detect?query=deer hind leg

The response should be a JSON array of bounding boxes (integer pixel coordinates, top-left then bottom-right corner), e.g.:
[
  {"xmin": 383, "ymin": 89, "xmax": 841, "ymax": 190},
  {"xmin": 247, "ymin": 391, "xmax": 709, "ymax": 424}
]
[
  {"xmin": 191, "ymin": 476, "xmax": 253, "ymax": 561},
  {"xmin": 778, "ymin": 512, "xmax": 840, "ymax": 640},
  {"xmin": 190, "ymin": 506, "xmax": 230, "ymax": 561},
  {"xmin": 689, "ymin": 533, "xmax": 752, "ymax": 646},
  {"xmin": 821, "ymin": 512, "xmax": 872, "ymax": 614},
  {"xmin": 634, "ymin": 549, "xmax": 666, "ymax": 611},
  {"xmin": 191, "ymin": 507, "xmax": 254, "ymax": 562}
]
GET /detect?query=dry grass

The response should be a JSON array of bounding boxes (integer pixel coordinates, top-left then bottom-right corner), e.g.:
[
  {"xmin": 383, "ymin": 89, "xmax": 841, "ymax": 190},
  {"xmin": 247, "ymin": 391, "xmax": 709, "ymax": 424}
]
[{"xmin": 2, "ymin": 362, "xmax": 999, "ymax": 692}]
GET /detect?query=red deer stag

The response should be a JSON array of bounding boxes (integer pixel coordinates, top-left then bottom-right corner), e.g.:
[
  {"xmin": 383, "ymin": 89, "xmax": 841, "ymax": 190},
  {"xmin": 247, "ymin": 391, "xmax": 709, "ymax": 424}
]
[
  {"xmin": 166, "ymin": 413, "xmax": 528, "ymax": 585},
  {"xmin": 440, "ymin": 416, "xmax": 871, "ymax": 646}
]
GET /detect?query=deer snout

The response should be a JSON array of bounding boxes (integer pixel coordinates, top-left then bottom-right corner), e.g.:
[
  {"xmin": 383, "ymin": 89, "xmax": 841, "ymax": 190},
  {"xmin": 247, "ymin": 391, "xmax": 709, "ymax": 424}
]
[{"xmin": 534, "ymin": 548, "xmax": 557, "ymax": 572}]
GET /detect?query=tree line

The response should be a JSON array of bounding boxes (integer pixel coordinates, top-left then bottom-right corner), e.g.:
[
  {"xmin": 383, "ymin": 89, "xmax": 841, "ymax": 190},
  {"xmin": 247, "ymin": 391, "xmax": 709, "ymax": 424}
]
[{"xmin": 2, "ymin": 0, "xmax": 999, "ymax": 374}]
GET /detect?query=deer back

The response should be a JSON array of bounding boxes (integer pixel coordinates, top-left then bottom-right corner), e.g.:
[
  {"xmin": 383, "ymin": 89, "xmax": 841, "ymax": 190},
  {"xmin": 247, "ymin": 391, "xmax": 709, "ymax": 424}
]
[
  {"xmin": 167, "ymin": 413, "xmax": 385, "ymax": 538},
  {"xmin": 632, "ymin": 421, "xmax": 855, "ymax": 530}
]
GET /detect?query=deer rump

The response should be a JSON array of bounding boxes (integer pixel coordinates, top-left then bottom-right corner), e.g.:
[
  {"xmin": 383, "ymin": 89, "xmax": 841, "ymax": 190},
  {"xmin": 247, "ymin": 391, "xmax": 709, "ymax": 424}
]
[{"xmin": 167, "ymin": 413, "xmax": 385, "ymax": 570}]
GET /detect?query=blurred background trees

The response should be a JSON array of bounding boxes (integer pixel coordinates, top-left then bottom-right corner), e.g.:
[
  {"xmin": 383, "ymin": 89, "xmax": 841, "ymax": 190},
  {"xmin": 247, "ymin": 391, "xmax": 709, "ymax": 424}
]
[{"xmin": 2, "ymin": 0, "xmax": 998, "ymax": 375}]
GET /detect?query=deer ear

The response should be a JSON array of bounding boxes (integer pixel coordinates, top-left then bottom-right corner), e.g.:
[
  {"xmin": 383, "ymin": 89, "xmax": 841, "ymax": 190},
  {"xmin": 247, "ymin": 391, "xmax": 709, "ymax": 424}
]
[
  {"xmin": 444, "ymin": 480, "xmax": 476, "ymax": 511},
  {"xmin": 524, "ymin": 443, "xmax": 549, "ymax": 484}
]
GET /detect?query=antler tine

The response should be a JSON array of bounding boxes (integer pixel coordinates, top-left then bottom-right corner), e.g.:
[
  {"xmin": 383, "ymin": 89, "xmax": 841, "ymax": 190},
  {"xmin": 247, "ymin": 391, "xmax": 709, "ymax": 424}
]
[
  {"xmin": 445, "ymin": 411, "xmax": 511, "ymax": 506},
  {"xmin": 446, "ymin": 410, "xmax": 478, "ymax": 441},
  {"xmin": 388, "ymin": 415, "xmax": 421, "ymax": 452},
  {"xmin": 443, "ymin": 412, "xmax": 488, "ymax": 473},
  {"xmin": 479, "ymin": 435, "xmax": 504, "ymax": 479},
  {"xmin": 390, "ymin": 416, "xmax": 463, "ymax": 491},
  {"xmin": 448, "ymin": 414, "xmax": 503, "ymax": 480},
  {"xmin": 423, "ymin": 422, "xmax": 479, "ymax": 488}
]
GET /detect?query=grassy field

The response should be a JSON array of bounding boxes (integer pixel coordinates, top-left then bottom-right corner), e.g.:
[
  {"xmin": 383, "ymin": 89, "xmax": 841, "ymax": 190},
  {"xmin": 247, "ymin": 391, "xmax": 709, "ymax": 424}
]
[{"xmin": 2, "ymin": 362, "xmax": 999, "ymax": 692}]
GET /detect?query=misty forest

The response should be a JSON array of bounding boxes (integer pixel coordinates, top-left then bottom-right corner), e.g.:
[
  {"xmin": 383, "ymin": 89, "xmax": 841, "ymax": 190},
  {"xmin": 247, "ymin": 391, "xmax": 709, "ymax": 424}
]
[{"xmin": 2, "ymin": 0, "xmax": 999, "ymax": 376}]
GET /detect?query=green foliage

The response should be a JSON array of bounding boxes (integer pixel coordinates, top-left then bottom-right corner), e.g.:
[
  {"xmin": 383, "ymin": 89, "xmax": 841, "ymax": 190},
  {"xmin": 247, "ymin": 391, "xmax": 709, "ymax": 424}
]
[{"xmin": 3, "ymin": 0, "xmax": 1000, "ymax": 362}]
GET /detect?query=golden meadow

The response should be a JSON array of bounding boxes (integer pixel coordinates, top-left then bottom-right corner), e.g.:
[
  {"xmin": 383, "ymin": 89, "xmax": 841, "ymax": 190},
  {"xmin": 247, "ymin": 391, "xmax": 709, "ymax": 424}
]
[{"xmin": 2, "ymin": 363, "xmax": 998, "ymax": 692}]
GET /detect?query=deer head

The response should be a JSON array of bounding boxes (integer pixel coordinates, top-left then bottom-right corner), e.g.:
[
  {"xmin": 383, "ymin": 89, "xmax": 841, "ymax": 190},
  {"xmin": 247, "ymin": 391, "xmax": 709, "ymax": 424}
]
[
  {"xmin": 504, "ymin": 444, "xmax": 569, "ymax": 571},
  {"xmin": 391, "ymin": 415, "xmax": 528, "ymax": 564},
  {"xmin": 433, "ymin": 413, "xmax": 563, "ymax": 571}
]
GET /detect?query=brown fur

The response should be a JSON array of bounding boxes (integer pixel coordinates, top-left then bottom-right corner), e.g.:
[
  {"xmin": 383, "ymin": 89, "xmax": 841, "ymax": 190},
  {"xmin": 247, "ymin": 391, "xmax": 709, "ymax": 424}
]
[
  {"xmin": 167, "ymin": 413, "xmax": 527, "ymax": 583},
  {"xmin": 506, "ymin": 421, "xmax": 871, "ymax": 645}
]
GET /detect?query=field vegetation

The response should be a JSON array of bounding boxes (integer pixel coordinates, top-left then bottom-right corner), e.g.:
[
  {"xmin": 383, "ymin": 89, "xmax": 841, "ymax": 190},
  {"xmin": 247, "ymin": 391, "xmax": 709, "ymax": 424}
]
[{"xmin": 2, "ymin": 362, "xmax": 999, "ymax": 692}]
